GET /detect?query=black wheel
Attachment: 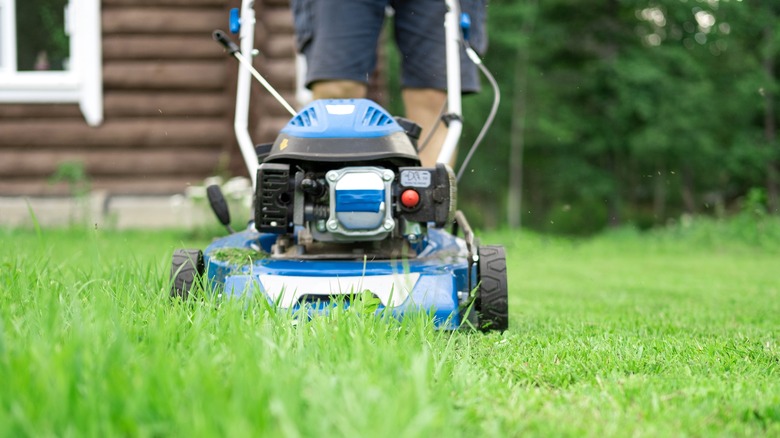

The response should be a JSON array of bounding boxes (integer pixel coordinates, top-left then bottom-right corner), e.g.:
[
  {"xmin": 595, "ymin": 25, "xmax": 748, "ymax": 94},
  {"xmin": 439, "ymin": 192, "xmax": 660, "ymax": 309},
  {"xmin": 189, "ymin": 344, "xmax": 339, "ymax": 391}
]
[
  {"xmin": 170, "ymin": 249, "xmax": 204, "ymax": 299},
  {"xmin": 476, "ymin": 245, "xmax": 508, "ymax": 331}
]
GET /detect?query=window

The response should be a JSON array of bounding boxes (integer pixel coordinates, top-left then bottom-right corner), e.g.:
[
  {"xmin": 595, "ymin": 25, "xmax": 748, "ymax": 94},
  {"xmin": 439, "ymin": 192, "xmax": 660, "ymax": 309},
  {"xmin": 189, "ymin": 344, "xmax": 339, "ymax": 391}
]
[{"xmin": 0, "ymin": 0, "xmax": 102, "ymax": 126}]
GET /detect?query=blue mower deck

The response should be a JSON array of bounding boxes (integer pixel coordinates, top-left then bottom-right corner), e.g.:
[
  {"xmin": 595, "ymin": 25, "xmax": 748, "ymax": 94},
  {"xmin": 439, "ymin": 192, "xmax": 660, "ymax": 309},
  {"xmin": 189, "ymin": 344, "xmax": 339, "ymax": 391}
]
[{"xmin": 204, "ymin": 228, "xmax": 474, "ymax": 329}]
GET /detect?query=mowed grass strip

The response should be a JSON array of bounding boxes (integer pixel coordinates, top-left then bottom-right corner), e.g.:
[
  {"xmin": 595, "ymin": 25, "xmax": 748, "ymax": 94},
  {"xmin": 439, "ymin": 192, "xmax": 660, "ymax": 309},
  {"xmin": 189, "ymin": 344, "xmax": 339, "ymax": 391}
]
[{"xmin": 0, "ymin": 218, "xmax": 778, "ymax": 437}]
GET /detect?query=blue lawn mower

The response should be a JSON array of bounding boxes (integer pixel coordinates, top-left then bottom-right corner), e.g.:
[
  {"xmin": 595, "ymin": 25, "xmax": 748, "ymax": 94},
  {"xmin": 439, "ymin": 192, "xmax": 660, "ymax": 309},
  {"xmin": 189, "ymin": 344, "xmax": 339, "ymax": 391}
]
[{"xmin": 169, "ymin": 0, "xmax": 507, "ymax": 331}]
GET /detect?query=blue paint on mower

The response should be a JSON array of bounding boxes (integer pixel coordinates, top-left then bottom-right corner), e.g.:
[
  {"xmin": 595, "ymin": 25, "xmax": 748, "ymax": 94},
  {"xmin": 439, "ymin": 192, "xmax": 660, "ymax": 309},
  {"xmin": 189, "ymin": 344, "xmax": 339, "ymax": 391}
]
[
  {"xmin": 170, "ymin": 99, "xmax": 508, "ymax": 331},
  {"xmin": 203, "ymin": 228, "xmax": 469, "ymax": 329}
]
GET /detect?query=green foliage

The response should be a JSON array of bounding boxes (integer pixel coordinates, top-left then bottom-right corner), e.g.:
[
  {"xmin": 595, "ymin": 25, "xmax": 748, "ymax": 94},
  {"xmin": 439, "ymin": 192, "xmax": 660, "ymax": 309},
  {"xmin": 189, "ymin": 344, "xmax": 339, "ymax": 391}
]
[
  {"xmin": 49, "ymin": 161, "xmax": 90, "ymax": 198},
  {"xmin": 48, "ymin": 161, "xmax": 92, "ymax": 226},
  {"xmin": 645, "ymin": 214, "xmax": 780, "ymax": 253},
  {"xmin": 544, "ymin": 197, "xmax": 610, "ymax": 235},
  {"xmin": 438, "ymin": 0, "xmax": 780, "ymax": 231}
]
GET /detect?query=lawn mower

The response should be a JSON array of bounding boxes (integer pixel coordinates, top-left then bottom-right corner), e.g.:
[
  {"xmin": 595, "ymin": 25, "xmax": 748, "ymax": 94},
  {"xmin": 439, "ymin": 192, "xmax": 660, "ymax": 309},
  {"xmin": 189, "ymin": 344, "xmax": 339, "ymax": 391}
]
[{"xmin": 170, "ymin": 0, "xmax": 508, "ymax": 331}]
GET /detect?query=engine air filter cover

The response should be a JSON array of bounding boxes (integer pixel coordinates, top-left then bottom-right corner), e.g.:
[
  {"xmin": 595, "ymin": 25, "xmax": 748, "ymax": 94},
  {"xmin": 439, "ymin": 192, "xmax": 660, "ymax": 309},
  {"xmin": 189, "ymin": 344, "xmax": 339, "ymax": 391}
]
[{"xmin": 318, "ymin": 167, "xmax": 395, "ymax": 241}]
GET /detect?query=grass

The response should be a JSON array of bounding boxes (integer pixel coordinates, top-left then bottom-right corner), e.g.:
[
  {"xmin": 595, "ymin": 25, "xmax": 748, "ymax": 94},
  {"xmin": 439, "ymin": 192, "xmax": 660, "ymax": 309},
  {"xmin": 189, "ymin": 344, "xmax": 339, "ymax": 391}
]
[
  {"xmin": 1, "ymin": 217, "xmax": 779, "ymax": 437},
  {"xmin": 209, "ymin": 247, "xmax": 266, "ymax": 265}
]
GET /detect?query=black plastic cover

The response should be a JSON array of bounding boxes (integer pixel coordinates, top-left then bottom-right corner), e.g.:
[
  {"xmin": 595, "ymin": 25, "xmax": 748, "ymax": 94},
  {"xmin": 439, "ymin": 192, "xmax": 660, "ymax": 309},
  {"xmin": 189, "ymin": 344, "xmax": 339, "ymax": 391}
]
[
  {"xmin": 255, "ymin": 163, "xmax": 294, "ymax": 234},
  {"xmin": 206, "ymin": 184, "xmax": 231, "ymax": 227},
  {"xmin": 264, "ymin": 131, "xmax": 421, "ymax": 167},
  {"xmin": 398, "ymin": 163, "xmax": 457, "ymax": 228}
]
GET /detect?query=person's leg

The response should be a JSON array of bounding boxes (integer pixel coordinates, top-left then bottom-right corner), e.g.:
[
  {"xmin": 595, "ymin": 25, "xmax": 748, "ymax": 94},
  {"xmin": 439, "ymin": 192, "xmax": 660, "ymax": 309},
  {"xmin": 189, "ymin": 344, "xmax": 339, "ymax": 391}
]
[
  {"xmin": 393, "ymin": 0, "xmax": 483, "ymax": 167},
  {"xmin": 402, "ymin": 88, "xmax": 447, "ymax": 167},
  {"xmin": 392, "ymin": 0, "xmax": 450, "ymax": 167},
  {"xmin": 293, "ymin": 0, "xmax": 387, "ymax": 97},
  {"xmin": 312, "ymin": 80, "xmax": 367, "ymax": 99}
]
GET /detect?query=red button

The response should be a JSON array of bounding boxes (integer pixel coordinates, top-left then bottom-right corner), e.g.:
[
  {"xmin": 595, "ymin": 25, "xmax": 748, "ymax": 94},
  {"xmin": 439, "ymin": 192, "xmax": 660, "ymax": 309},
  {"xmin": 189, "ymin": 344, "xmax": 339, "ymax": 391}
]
[{"xmin": 401, "ymin": 189, "xmax": 420, "ymax": 208}]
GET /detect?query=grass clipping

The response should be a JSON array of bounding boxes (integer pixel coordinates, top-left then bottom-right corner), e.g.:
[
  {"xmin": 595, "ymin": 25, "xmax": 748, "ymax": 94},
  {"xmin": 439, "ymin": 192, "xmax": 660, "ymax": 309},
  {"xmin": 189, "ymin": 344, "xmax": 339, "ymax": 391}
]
[{"xmin": 208, "ymin": 247, "xmax": 265, "ymax": 266}]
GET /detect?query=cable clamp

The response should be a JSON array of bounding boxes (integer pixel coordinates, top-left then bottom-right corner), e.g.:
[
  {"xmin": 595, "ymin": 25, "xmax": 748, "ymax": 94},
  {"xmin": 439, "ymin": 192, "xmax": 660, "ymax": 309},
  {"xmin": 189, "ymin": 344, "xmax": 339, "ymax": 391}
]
[{"xmin": 441, "ymin": 113, "xmax": 462, "ymax": 127}]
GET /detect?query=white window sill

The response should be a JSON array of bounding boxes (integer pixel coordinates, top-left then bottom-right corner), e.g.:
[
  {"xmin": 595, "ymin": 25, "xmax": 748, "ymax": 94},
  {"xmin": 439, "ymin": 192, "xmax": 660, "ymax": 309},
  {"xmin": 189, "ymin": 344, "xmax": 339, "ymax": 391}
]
[{"xmin": 0, "ymin": 72, "xmax": 80, "ymax": 102}]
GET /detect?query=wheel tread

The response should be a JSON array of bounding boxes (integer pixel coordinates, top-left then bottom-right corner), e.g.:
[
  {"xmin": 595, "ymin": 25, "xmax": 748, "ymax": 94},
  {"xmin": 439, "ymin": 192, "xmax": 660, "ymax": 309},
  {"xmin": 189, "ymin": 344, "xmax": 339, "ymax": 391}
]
[
  {"xmin": 477, "ymin": 245, "xmax": 508, "ymax": 331},
  {"xmin": 170, "ymin": 249, "xmax": 204, "ymax": 299}
]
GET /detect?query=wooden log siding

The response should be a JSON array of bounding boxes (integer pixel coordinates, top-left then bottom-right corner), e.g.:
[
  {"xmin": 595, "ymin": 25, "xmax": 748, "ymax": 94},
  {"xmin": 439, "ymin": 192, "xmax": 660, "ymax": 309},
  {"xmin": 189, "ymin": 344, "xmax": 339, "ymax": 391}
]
[
  {"xmin": 0, "ymin": 120, "xmax": 228, "ymax": 149},
  {"xmin": 250, "ymin": 0, "xmax": 297, "ymax": 157},
  {"xmin": 0, "ymin": 177, "xmax": 208, "ymax": 196},
  {"xmin": 103, "ymin": 35, "xmax": 223, "ymax": 60},
  {"xmin": 102, "ymin": 8, "xmax": 226, "ymax": 34},
  {"xmin": 104, "ymin": 92, "xmax": 228, "ymax": 118},
  {"xmin": 0, "ymin": 150, "xmax": 223, "ymax": 177},
  {"xmin": 103, "ymin": 62, "xmax": 227, "ymax": 90},
  {"xmin": 0, "ymin": 0, "xmax": 300, "ymax": 196}
]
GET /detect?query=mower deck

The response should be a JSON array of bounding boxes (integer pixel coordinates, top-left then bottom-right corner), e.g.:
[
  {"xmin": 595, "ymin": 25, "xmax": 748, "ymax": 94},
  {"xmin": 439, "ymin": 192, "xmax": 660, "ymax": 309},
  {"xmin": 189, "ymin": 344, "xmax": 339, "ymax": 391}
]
[{"xmin": 202, "ymin": 227, "xmax": 473, "ymax": 329}]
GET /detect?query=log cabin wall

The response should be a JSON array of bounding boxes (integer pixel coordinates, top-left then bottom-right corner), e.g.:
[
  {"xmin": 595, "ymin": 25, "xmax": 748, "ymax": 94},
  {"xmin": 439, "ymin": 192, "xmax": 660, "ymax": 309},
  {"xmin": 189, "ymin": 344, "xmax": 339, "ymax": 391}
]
[
  {"xmin": 0, "ymin": 0, "xmax": 298, "ymax": 196},
  {"xmin": 247, "ymin": 0, "xmax": 298, "ymax": 165}
]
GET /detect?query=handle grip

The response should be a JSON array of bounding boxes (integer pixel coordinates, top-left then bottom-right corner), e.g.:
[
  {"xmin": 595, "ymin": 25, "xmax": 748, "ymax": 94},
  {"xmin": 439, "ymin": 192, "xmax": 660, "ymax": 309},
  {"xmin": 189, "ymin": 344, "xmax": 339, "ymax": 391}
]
[
  {"xmin": 206, "ymin": 184, "xmax": 232, "ymax": 229},
  {"xmin": 213, "ymin": 29, "xmax": 240, "ymax": 55}
]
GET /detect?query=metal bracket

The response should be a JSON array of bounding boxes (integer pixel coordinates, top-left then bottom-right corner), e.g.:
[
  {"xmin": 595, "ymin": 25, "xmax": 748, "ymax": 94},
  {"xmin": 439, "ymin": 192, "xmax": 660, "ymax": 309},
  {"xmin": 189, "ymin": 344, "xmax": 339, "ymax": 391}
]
[
  {"xmin": 441, "ymin": 113, "xmax": 463, "ymax": 128},
  {"xmin": 451, "ymin": 210, "xmax": 477, "ymax": 294}
]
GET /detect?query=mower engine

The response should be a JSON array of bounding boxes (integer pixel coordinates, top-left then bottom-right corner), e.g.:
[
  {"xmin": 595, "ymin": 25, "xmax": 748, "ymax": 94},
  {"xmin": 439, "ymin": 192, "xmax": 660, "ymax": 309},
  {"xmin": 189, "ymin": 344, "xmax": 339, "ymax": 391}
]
[{"xmin": 254, "ymin": 99, "xmax": 456, "ymax": 254}]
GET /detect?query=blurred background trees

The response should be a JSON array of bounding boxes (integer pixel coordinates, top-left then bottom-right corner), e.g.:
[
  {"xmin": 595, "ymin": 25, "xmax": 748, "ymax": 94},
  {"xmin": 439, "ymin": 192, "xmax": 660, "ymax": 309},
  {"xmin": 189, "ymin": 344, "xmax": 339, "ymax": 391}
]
[
  {"xmin": 445, "ymin": 0, "xmax": 780, "ymax": 233},
  {"xmin": 15, "ymin": 0, "xmax": 70, "ymax": 71}
]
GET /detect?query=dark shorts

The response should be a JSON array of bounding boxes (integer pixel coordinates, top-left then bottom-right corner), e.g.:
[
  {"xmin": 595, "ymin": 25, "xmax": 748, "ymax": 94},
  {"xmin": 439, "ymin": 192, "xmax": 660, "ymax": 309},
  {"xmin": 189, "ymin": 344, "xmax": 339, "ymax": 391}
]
[{"xmin": 291, "ymin": 0, "xmax": 487, "ymax": 93}]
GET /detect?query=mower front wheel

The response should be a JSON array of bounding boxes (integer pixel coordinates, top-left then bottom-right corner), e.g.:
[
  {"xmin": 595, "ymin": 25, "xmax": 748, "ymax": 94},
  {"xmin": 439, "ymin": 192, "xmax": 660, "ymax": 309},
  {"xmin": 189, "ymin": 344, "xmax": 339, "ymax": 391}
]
[
  {"xmin": 476, "ymin": 245, "xmax": 508, "ymax": 332},
  {"xmin": 170, "ymin": 249, "xmax": 204, "ymax": 299}
]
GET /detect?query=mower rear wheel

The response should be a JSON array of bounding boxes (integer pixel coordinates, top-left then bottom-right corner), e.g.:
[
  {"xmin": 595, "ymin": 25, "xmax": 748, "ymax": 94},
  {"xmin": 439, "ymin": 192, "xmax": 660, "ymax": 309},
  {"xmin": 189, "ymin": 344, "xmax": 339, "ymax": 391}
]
[
  {"xmin": 476, "ymin": 245, "xmax": 508, "ymax": 331},
  {"xmin": 170, "ymin": 249, "xmax": 204, "ymax": 299}
]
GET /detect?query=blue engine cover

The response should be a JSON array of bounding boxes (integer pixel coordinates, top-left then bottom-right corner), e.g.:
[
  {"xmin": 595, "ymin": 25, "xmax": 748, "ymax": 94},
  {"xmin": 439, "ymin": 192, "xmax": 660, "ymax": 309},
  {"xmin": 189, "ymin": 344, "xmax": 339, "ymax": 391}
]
[
  {"xmin": 282, "ymin": 99, "xmax": 403, "ymax": 139},
  {"xmin": 264, "ymin": 99, "xmax": 420, "ymax": 165}
]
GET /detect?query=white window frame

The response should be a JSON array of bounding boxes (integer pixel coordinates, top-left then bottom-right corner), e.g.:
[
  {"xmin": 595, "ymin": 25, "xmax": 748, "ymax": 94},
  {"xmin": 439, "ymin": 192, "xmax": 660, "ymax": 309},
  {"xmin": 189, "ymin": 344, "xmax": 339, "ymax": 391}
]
[{"xmin": 0, "ymin": 0, "xmax": 103, "ymax": 126}]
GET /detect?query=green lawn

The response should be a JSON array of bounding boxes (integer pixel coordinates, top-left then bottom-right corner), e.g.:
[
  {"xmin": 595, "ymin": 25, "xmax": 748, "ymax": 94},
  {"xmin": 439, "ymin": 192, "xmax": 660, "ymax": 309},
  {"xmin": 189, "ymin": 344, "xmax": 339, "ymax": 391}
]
[{"xmin": 1, "ymin": 218, "xmax": 779, "ymax": 437}]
